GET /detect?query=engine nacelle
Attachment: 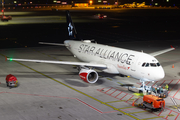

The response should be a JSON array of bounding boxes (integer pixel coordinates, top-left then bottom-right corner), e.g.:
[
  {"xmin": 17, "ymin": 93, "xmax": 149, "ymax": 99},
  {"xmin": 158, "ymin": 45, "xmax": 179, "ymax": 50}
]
[{"xmin": 79, "ymin": 69, "xmax": 98, "ymax": 83}]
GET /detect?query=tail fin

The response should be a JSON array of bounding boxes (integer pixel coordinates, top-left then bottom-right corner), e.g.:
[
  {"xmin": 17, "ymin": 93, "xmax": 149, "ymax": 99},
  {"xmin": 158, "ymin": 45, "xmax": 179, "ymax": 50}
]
[{"xmin": 66, "ymin": 10, "xmax": 78, "ymax": 40}]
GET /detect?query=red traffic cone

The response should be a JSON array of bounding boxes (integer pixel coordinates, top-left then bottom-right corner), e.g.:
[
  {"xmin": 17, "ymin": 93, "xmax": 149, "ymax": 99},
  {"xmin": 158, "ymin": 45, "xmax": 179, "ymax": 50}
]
[{"xmin": 132, "ymin": 100, "xmax": 135, "ymax": 106}]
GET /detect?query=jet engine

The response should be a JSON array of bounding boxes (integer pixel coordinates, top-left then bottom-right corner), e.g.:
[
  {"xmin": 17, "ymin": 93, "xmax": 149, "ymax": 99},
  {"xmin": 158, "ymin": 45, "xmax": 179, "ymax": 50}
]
[{"xmin": 79, "ymin": 69, "xmax": 98, "ymax": 83}]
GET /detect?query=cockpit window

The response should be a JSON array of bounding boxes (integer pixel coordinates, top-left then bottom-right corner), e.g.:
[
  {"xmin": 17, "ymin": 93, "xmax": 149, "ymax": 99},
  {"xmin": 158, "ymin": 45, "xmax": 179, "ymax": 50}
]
[
  {"xmin": 142, "ymin": 62, "xmax": 146, "ymax": 67},
  {"xmin": 150, "ymin": 63, "xmax": 156, "ymax": 67},
  {"xmin": 157, "ymin": 63, "xmax": 160, "ymax": 66},
  {"xmin": 145, "ymin": 63, "xmax": 149, "ymax": 67},
  {"xmin": 142, "ymin": 62, "xmax": 161, "ymax": 67}
]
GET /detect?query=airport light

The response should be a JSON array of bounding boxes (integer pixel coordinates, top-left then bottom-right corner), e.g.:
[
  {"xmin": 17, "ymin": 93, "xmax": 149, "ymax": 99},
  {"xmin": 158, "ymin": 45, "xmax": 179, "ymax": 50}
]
[
  {"xmin": 9, "ymin": 58, "xmax": 13, "ymax": 61},
  {"xmin": 53, "ymin": 0, "xmax": 57, "ymax": 3},
  {"xmin": 89, "ymin": 0, "xmax": 93, "ymax": 5},
  {"xmin": 103, "ymin": 1, "xmax": 107, "ymax": 3},
  {"xmin": 2, "ymin": 0, "xmax": 4, "ymax": 16},
  {"xmin": 166, "ymin": 0, "xmax": 169, "ymax": 2},
  {"xmin": 57, "ymin": 1, "xmax": 61, "ymax": 3},
  {"xmin": 14, "ymin": 1, "xmax": 17, "ymax": 4},
  {"xmin": 62, "ymin": 2, "xmax": 67, "ymax": 4}
]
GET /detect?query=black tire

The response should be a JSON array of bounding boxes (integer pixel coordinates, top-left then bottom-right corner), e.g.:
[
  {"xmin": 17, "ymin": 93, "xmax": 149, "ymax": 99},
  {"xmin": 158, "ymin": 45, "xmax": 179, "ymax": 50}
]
[
  {"xmin": 142, "ymin": 104, "xmax": 146, "ymax": 109},
  {"xmin": 139, "ymin": 90, "xmax": 142, "ymax": 93}
]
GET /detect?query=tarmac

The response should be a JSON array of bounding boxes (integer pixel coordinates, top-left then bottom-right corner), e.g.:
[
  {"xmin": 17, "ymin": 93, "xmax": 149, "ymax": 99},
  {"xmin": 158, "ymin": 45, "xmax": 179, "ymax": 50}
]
[
  {"xmin": 0, "ymin": 39, "xmax": 180, "ymax": 120},
  {"xmin": 0, "ymin": 8, "xmax": 180, "ymax": 120}
]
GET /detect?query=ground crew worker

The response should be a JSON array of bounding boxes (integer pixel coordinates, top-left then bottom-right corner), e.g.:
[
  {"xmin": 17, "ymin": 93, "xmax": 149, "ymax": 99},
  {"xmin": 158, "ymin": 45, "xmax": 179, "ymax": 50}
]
[
  {"xmin": 159, "ymin": 86, "xmax": 162, "ymax": 93},
  {"xmin": 165, "ymin": 84, "xmax": 169, "ymax": 91},
  {"xmin": 157, "ymin": 87, "xmax": 160, "ymax": 94},
  {"xmin": 151, "ymin": 86, "xmax": 156, "ymax": 93}
]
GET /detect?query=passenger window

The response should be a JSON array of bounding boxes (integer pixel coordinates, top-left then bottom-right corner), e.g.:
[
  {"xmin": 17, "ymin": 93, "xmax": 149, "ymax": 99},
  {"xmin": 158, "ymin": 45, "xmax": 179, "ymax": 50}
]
[
  {"xmin": 145, "ymin": 63, "xmax": 149, "ymax": 67},
  {"xmin": 142, "ymin": 62, "xmax": 146, "ymax": 67}
]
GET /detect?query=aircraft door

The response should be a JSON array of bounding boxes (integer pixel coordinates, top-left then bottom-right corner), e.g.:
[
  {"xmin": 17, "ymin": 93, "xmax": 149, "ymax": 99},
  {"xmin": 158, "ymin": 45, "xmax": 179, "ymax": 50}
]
[{"xmin": 128, "ymin": 56, "xmax": 139, "ymax": 77}]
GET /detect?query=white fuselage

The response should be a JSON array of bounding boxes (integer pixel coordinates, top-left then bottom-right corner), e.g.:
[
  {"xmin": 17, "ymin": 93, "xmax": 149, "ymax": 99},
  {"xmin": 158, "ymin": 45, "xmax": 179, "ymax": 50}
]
[{"xmin": 64, "ymin": 40, "xmax": 165, "ymax": 82}]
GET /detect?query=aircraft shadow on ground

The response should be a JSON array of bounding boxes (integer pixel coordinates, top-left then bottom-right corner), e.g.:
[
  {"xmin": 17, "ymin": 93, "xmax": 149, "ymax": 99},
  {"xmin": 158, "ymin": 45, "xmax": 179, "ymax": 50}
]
[
  {"xmin": 168, "ymin": 83, "xmax": 180, "ymax": 91},
  {"xmin": 178, "ymin": 72, "xmax": 180, "ymax": 76},
  {"xmin": 64, "ymin": 78, "xmax": 104, "ymax": 87},
  {"xmin": 63, "ymin": 79, "xmax": 89, "ymax": 87},
  {"xmin": 13, "ymin": 71, "xmax": 120, "ymax": 80},
  {"xmin": 49, "ymin": 53, "xmax": 73, "ymax": 56},
  {"xmin": 0, "ymin": 72, "xmax": 104, "ymax": 87},
  {"xmin": 98, "ymin": 72, "xmax": 119, "ymax": 78}
]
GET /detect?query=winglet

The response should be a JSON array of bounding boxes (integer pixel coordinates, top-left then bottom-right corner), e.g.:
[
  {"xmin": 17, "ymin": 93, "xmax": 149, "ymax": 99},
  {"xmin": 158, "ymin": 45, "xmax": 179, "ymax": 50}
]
[
  {"xmin": 150, "ymin": 46, "xmax": 176, "ymax": 57},
  {"xmin": 171, "ymin": 45, "xmax": 175, "ymax": 49}
]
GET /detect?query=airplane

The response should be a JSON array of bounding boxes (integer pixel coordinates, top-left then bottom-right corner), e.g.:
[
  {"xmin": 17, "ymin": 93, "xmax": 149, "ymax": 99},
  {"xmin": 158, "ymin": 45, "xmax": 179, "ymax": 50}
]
[{"xmin": 6, "ymin": 10, "xmax": 175, "ymax": 90}]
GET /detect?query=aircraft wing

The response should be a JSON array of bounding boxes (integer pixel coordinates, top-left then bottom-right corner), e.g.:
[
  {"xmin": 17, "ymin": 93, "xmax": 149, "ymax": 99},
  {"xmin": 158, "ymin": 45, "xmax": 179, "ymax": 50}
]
[
  {"xmin": 6, "ymin": 58, "xmax": 107, "ymax": 68},
  {"xmin": 39, "ymin": 42, "xmax": 66, "ymax": 46},
  {"xmin": 149, "ymin": 46, "xmax": 175, "ymax": 57}
]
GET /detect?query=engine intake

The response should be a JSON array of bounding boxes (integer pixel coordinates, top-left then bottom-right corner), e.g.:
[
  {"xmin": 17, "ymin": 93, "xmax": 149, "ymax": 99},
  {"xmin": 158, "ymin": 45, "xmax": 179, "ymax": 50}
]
[{"xmin": 79, "ymin": 69, "xmax": 98, "ymax": 83}]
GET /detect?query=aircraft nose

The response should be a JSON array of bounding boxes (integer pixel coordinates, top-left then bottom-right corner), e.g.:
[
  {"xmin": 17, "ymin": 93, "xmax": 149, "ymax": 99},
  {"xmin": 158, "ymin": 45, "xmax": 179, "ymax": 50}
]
[{"xmin": 154, "ymin": 67, "xmax": 165, "ymax": 81}]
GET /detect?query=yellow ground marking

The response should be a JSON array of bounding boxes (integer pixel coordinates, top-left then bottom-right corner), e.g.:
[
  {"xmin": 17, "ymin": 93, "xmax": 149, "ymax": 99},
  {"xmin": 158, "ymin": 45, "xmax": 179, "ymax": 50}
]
[
  {"xmin": 167, "ymin": 105, "xmax": 180, "ymax": 109},
  {"xmin": 128, "ymin": 110, "xmax": 147, "ymax": 114},
  {"xmin": 106, "ymin": 78, "xmax": 112, "ymax": 81},
  {"xmin": 140, "ymin": 116, "xmax": 164, "ymax": 120},
  {"xmin": 0, "ymin": 53, "xmax": 140, "ymax": 120},
  {"xmin": 105, "ymin": 100, "xmax": 126, "ymax": 103},
  {"xmin": 117, "ymin": 82, "xmax": 123, "ymax": 85},
  {"xmin": 118, "ymin": 106, "xmax": 135, "ymax": 109},
  {"xmin": 127, "ymin": 99, "xmax": 135, "ymax": 101},
  {"xmin": 167, "ymin": 114, "xmax": 175, "ymax": 117},
  {"xmin": 133, "ymin": 93, "xmax": 144, "ymax": 97}
]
